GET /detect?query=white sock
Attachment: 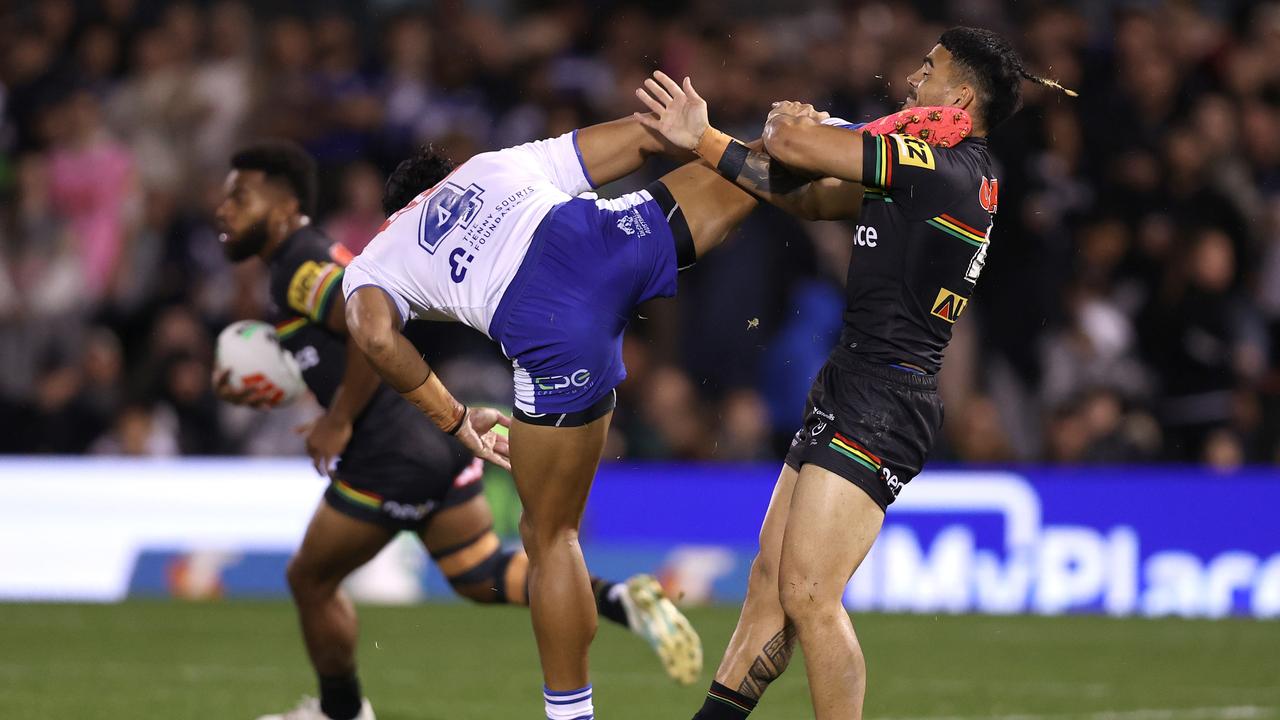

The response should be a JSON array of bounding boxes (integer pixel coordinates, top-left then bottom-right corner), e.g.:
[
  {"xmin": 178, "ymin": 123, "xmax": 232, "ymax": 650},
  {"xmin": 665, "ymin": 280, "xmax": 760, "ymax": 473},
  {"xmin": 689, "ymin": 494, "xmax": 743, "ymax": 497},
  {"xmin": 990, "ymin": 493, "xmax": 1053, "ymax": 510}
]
[{"xmin": 544, "ymin": 684, "xmax": 593, "ymax": 720}]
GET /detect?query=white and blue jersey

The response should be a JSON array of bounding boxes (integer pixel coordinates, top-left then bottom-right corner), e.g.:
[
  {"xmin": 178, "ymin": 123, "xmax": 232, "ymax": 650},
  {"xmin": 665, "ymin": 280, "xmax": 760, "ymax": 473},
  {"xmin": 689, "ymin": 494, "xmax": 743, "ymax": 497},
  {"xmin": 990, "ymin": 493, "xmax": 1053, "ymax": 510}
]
[
  {"xmin": 345, "ymin": 132, "xmax": 595, "ymax": 333},
  {"xmin": 822, "ymin": 117, "xmax": 865, "ymax": 131},
  {"xmin": 344, "ymin": 131, "xmax": 680, "ymax": 417}
]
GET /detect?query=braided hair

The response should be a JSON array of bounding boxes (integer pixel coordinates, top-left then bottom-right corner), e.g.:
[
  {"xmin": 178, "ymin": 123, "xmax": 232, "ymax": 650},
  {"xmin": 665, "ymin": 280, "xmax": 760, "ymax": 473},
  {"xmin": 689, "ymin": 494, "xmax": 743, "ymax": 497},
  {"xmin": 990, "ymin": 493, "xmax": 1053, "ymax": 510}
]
[
  {"xmin": 938, "ymin": 27, "xmax": 1077, "ymax": 131},
  {"xmin": 1021, "ymin": 69, "xmax": 1079, "ymax": 98}
]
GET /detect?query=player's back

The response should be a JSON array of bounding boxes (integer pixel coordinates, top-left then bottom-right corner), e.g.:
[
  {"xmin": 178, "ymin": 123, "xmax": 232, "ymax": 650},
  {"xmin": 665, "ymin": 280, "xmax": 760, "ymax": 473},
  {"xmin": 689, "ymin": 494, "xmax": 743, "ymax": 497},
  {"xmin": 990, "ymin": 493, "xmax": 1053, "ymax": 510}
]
[
  {"xmin": 348, "ymin": 133, "xmax": 594, "ymax": 336},
  {"xmin": 842, "ymin": 132, "xmax": 998, "ymax": 373}
]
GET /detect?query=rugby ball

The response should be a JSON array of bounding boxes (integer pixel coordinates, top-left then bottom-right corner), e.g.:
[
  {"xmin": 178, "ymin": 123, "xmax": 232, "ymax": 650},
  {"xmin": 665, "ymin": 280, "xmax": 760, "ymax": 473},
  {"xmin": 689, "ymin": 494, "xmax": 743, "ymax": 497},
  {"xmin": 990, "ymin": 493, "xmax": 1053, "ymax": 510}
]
[{"xmin": 215, "ymin": 320, "xmax": 307, "ymax": 407}]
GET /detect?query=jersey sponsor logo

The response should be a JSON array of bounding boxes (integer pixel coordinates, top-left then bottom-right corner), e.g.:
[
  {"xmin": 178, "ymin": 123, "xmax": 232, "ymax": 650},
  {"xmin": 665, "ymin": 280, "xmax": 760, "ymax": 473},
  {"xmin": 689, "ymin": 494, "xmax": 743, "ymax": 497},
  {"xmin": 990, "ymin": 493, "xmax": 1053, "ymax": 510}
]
[
  {"xmin": 807, "ymin": 406, "xmax": 835, "ymax": 442},
  {"xmin": 418, "ymin": 182, "xmax": 485, "ymax": 255},
  {"xmin": 534, "ymin": 369, "xmax": 591, "ymax": 391},
  {"xmin": 980, "ymin": 176, "xmax": 999, "ymax": 214},
  {"xmin": 854, "ymin": 224, "xmax": 879, "ymax": 247},
  {"xmin": 930, "ymin": 287, "xmax": 969, "ymax": 323},
  {"xmin": 615, "ymin": 209, "xmax": 652, "ymax": 237},
  {"xmin": 287, "ymin": 261, "xmax": 343, "ymax": 320},
  {"xmin": 892, "ymin": 133, "xmax": 936, "ymax": 170},
  {"xmin": 383, "ymin": 500, "xmax": 437, "ymax": 521},
  {"xmin": 883, "ymin": 466, "xmax": 904, "ymax": 498},
  {"xmin": 460, "ymin": 186, "xmax": 535, "ymax": 250}
]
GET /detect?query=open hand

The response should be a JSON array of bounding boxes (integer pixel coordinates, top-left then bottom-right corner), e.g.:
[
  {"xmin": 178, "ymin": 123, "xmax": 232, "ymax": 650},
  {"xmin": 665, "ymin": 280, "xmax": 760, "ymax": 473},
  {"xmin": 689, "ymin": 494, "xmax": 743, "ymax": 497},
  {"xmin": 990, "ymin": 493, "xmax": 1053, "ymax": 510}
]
[
  {"xmin": 454, "ymin": 406, "xmax": 513, "ymax": 472},
  {"xmin": 634, "ymin": 71, "xmax": 709, "ymax": 151},
  {"xmin": 213, "ymin": 367, "xmax": 281, "ymax": 409}
]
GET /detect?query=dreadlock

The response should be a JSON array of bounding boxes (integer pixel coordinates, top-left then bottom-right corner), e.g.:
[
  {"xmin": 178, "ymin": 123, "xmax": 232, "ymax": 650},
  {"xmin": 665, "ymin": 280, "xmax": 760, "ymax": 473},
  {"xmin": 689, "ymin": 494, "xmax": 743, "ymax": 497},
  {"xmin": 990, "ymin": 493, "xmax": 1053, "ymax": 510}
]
[{"xmin": 1020, "ymin": 69, "xmax": 1079, "ymax": 98}]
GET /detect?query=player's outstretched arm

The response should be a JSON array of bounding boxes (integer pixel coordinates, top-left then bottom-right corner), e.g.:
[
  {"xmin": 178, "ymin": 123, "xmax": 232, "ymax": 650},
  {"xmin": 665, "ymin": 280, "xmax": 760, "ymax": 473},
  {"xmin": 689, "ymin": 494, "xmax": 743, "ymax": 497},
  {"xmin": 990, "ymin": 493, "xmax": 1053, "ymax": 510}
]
[
  {"xmin": 573, "ymin": 114, "xmax": 694, "ymax": 188},
  {"xmin": 635, "ymin": 71, "xmax": 861, "ymax": 221},
  {"xmin": 345, "ymin": 286, "xmax": 511, "ymax": 470}
]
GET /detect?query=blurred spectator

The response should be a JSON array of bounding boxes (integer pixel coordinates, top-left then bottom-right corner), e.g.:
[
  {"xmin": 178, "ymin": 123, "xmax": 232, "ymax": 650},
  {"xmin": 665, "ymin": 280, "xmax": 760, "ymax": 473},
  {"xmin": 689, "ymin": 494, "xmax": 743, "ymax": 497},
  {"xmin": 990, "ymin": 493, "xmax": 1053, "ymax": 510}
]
[
  {"xmin": 91, "ymin": 401, "xmax": 179, "ymax": 457},
  {"xmin": 324, "ymin": 161, "xmax": 387, "ymax": 254},
  {"xmin": 633, "ymin": 365, "xmax": 713, "ymax": 460},
  {"xmin": 190, "ymin": 1, "xmax": 255, "ymax": 177},
  {"xmin": 949, "ymin": 394, "xmax": 1016, "ymax": 464},
  {"xmin": 715, "ymin": 389, "xmax": 774, "ymax": 461},
  {"xmin": 1040, "ymin": 283, "xmax": 1150, "ymax": 408},
  {"xmin": 46, "ymin": 89, "xmax": 138, "ymax": 302},
  {"xmin": 1045, "ymin": 390, "xmax": 1159, "ymax": 464},
  {"xmin": 1140, "ymin": 228, "xmax": 1267, "ymax": 460}
]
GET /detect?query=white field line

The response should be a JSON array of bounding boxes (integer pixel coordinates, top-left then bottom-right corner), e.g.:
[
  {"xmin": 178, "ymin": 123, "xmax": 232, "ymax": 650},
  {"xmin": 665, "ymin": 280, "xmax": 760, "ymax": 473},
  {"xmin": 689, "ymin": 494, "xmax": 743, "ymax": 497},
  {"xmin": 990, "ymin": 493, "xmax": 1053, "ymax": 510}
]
[{"xmin": 880, "ymin": 706, "xmax": 1278, "ymax": 720}]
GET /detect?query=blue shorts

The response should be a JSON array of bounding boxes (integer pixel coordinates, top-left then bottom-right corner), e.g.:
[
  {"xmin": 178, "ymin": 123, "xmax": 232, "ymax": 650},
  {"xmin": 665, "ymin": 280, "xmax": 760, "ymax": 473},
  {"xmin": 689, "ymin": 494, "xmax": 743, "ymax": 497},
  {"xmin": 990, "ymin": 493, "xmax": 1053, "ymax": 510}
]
[{"xmin": 488, "ymin": 190, "xmax": 679, "ymax": 419}]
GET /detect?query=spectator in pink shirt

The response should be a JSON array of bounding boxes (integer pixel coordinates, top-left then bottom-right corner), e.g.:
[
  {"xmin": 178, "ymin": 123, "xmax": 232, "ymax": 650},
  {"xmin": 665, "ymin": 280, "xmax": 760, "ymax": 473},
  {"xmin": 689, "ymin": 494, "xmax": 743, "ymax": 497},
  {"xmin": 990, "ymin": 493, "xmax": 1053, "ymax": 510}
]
[{"xmin": 45, "ymin": 89, "xmax": 138, "ymax": 302}]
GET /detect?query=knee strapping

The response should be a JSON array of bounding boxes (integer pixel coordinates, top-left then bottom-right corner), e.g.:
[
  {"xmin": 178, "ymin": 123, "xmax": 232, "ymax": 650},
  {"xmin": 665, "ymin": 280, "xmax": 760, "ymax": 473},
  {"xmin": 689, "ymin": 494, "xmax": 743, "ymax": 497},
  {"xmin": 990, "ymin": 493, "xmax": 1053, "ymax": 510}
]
[{"xmin": 439, "ymin": 533, "xmax": 519, "ymax": 604}]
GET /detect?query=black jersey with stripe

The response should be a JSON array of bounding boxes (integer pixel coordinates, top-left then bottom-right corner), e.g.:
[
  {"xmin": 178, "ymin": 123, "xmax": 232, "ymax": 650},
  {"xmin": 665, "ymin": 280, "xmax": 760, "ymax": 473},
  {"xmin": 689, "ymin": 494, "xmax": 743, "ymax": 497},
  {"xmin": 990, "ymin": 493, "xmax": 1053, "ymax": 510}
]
[
  {"xmin": 841, "ymin": 132, "xmax": 998, "ymax": 374},
  {"xmin": 266, "ymin": 226, "xmax": 370, "ymax": 409},
  {"xmin": 266, "ymin": 227, "xmax": 472, "ymax": 475}
]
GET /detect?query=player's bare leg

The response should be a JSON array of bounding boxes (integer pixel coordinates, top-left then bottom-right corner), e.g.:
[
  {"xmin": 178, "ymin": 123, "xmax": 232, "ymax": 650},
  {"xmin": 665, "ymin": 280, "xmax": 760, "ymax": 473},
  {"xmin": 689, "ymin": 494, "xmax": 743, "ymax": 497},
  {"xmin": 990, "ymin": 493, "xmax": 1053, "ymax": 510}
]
[
  {"xmin": 419, "ymin": 490, "xmax": 531, "ymax": 605},
  {"xmin": 509, "ymin": 413, "xmax": 613, "ymax": 694},
  {"xmin": 265, "ymin": 503, "xmax": 393, "ymax": 720},
  {"xmin": 688, "ymin": 466, "xmax": 798, "ymax": 718},
  {"xmin": 422, "ymin": 484, "xmax": 703, "ymax": 684},
  {"xmin": 573, "ymin": 115, "xmax": 760, "ymax": 264},
  {"xmin": 656, "ymin": 160, "xmax": 759, "ymax": 260},
  {"xmin": 778, "ymin": 464, "xmax": 885, "ymax": 720}
]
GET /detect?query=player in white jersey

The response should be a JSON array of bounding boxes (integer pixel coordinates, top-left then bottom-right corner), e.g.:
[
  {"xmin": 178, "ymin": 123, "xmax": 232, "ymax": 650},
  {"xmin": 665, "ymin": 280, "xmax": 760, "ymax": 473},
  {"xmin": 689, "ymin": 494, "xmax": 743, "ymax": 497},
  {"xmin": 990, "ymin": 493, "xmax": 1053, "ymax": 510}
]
[{"xmin": 342, "ymin": 109, "xmax": 759, "ymax": 719}]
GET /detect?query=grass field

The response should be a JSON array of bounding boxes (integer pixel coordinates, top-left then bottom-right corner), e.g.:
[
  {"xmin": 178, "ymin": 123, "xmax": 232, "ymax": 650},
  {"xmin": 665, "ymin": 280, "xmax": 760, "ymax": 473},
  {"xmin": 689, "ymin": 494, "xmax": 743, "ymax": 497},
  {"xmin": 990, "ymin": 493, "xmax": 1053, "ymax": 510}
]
[{"xmin": 0, "ymin": 602, "xmax": 1277, "ymax": 719}]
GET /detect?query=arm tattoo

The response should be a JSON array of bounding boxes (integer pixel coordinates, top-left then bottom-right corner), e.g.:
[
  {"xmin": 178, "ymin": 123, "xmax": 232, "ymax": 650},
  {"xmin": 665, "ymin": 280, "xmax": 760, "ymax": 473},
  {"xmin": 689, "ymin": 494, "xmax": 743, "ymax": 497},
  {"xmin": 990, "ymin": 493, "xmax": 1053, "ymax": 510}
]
[
  {"xmin": 737, "ymin": 149, "xmax": 812, "ymax": 196},
  {"xmin": 737, "ymin": 623, "xmax": 798, "ymax": 701}
]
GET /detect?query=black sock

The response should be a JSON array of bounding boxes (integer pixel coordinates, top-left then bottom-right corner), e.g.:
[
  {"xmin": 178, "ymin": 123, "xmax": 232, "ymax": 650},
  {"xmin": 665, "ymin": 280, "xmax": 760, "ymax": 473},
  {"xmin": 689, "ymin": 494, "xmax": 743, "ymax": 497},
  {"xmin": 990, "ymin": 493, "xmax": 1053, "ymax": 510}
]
[
  {"xmin": 318, "ymin": 672, "xmax": 362, "ymax": 720},
  {"xmin": 591, "ymin": 578, "xmax": 631, "ymax": 627},
  {"xmin": 692, "ymin": 681, "xmax": 756, "ymax": 719}
]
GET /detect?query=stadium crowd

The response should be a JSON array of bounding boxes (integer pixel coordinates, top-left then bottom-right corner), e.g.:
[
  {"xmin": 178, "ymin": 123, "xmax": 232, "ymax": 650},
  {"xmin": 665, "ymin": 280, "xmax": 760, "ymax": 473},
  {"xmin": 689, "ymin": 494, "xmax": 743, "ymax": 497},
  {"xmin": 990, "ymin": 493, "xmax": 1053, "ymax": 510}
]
[{"xmin": 1, "ymin": 0, "xmax": 1278, "ymax": 468}]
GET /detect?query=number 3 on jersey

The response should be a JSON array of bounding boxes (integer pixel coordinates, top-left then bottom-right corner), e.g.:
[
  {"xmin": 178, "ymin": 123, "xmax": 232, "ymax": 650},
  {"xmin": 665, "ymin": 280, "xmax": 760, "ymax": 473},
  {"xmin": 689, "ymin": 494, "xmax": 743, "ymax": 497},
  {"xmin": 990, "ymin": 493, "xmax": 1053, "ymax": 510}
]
[
  {"xmin": 449, "ymin": 247, "xmax": 474, "ymax": 283},
  {"xmin": 418, "ymin": 182, "xmax": 484, "ymax": 255}
]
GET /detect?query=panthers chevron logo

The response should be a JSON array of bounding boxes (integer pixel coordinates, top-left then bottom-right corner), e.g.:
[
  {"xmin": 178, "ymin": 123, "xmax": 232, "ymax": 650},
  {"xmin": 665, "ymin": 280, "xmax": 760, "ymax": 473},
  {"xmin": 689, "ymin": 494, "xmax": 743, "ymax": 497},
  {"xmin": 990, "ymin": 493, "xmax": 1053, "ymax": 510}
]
[{"xmin": 828, "ymin": 433, "xmax": 882, "ymax": 473}]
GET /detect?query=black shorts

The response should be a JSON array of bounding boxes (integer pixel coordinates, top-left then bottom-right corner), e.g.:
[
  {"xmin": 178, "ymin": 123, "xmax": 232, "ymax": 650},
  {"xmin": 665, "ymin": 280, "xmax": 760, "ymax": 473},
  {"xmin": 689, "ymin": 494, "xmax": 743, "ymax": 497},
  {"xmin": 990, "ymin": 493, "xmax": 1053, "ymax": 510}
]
[
  {"xmin": 783, "ymin": 354, "xmax": 943, "ymax": 510},
  {"xmin": 325, "ymin": 457, "xmax": 485, "ymax": 532}
]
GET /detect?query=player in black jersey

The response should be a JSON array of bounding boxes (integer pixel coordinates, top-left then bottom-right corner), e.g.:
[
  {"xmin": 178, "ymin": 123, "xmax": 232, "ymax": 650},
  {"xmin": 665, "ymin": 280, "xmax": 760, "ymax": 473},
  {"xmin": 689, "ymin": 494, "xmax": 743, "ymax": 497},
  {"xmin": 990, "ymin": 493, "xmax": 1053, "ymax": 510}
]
[
  {"xmin": 212, "ymin": 142, "xmax": 704, "ymax": 720},
  {"xmin": 637, "ymin": 27, "xmax": 1074, "ymax": 720}
]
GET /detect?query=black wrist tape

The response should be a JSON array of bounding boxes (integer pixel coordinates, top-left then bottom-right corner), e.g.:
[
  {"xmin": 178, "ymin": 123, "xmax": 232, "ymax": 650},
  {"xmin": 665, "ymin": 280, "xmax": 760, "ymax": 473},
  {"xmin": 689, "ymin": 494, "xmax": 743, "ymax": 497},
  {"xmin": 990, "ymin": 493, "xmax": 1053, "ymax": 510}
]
[{"xmin": 716, "ymin": 140, "xmax": 750, "ymax": 180}]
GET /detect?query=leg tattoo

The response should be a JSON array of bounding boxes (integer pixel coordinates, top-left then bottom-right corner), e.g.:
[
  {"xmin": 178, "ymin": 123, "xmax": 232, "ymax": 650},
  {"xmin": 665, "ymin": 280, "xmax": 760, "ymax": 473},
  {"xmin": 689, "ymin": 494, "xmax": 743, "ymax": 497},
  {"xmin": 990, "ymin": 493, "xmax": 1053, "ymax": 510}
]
[{"xmin": 738, "ymin": 623, "xmax": 798, "ymax": 700}]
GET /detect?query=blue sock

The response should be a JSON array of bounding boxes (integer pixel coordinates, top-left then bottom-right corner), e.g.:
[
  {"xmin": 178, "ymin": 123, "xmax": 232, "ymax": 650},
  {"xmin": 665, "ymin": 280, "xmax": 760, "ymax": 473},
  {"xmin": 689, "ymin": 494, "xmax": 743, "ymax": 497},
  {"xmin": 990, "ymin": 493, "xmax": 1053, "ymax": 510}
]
[{"xmin": 544, "ymin": 684, "xmax": 593, "ymax": 720}]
